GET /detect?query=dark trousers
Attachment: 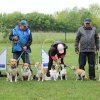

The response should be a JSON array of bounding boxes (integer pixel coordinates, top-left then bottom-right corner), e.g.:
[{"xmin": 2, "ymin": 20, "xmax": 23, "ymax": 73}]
[
  {"xmin": 13, "ymin": 52, "xmax": 33, "ymax": 72},
  {"xmin": 46, "ymin": 52, "xmax": 64, "ymax": 76},
  {"xmin": 13, "ymin": 52, "xmax": 30, "ymax": 64},
  {"xmin": 79, "ymin": 52, "xmax": 95, "ymax": 79}
]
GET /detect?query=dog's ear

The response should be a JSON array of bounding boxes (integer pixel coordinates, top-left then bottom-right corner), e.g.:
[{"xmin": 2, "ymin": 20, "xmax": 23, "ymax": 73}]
[
  {"xmin": 15, "ymin": 59, "xmax": 18, "ymax": 63},
  {"xmin": 8, "ymin": 60, "xmax": 11, "ymax": 65},
  {"xmin": 64, "ymin": 64, "xmax": 67, "ymax": 67},
  {"xmin": 22, "ymin": 63, "xmax": 24, "ymax": 67},
  {"xmin": 38, "ymin": 62, "xmax": 41, "ymax": 66}
]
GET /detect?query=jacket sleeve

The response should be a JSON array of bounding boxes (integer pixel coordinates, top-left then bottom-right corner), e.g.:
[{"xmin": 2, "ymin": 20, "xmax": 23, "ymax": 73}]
[
  {"xmin": 95, "ymin": 28, "xmax": 99, "ymax": 51},
  {"xmin": 49, "ymin": 47, "xmax": 57, "ymax": 61},
  {"xmin": 9, "ymin": 30, "xmax": 14, "ymax": 41},
  {"xmin": 75, "ymin": 28, "xmax": 81, "ymax": 52},
  {"xmin": 26, "ymin": 32, "xmax": 32, "ymax": 48}
]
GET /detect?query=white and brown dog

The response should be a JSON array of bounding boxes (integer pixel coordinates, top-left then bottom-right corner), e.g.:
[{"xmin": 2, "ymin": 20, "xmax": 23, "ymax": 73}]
[
  {"xmin": 6, "ymin": 59, "xmax": 18, "ymax": 82},
  {"xmin": 49, "ymin": 65, "xmax": 58, "ymax": 81},
  {"xmin": 59, "ymin": 64, "xmax": 67, "ymax": 80},
  {"xmin": 71, "ymin": 66, "xmax": 87, "ymax": 80},
  {"xmin": 21, "ymin": 63, "xmax": 33, "ymax": 81},
  {"xmin": 35, "ymin": 62, "xmax": 47, "ymax": 82}
]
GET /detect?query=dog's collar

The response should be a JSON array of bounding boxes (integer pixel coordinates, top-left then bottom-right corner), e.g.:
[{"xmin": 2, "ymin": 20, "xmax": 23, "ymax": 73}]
[
  {"xmin": 22, "ymin": 67, "xmax": 30, "ymax": 71},
  {"xmin": 11, "ymin": 65, "xmax": 17, "ymax": 69}
]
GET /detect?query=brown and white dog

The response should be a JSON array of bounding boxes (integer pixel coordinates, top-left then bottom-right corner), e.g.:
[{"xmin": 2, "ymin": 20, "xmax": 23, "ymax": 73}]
[
  {"xmin": 35, "ymin": 62, "xmax": 47, "ymax": 82},
  {"xmin": 71, "ymin": 66, "xmax": 87, "ymax": 80},
  {"xmin": 21, "ymin": 63, "xmax": 33, "ymax": 81},
  {"xmin": 6, "ymin": 59, "xmax": 18, "ymax": 82}
]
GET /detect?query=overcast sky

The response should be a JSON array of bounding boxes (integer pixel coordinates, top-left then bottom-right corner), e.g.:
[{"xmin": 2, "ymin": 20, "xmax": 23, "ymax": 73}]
[{"xmin": 0, "ymin": 0, "xmax": 100, "ymax": 14}]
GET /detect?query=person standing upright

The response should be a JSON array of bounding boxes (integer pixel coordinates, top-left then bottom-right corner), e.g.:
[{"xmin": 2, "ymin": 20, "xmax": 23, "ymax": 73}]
[
  {"xmin": 9, "ymin": 20, "xmax": 32, "ymax": 71},
  {"xmin": 75, "ymin": 18, "xmax": 99, "ymax": 80}
]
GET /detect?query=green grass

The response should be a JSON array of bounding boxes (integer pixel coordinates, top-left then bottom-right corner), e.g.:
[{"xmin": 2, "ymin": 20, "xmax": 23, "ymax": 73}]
[
  {"xmin": 0, "ymin": 32, "xmax": 100, "ymax": 100},
  {"xmin": 0, "ymin": 32, "xmax": 75, "ymax": 44}
]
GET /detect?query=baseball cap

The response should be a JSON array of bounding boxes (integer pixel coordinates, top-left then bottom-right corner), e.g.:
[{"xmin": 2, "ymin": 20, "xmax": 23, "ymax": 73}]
[
  {"xmin": 19, "ymin": 20, "xmax": 28, "ymax": 27},
  {"xmin": 84, "ymin": 18, "xmax": 91, "ymax": 23},
  {"xmin": 57, "ymin": 44, "xmax": 64, "ymax": 54}
]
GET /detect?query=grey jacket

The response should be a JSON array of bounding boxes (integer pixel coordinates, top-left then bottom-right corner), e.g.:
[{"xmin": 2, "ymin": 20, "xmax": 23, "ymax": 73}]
[{"xmin": 75, "ymin": 26, "xmax": 99, "ymax": 52}]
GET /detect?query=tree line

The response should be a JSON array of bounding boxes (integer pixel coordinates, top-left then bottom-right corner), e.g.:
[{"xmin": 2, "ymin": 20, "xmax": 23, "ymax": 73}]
[{"xmin": 0, "ymin": 4, "xmax": 100, "ymax": 35}]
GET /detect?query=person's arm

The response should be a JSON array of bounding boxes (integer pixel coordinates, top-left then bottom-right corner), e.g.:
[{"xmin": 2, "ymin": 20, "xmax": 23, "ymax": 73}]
[
  {"xmin": 75, "ymin": 28, "xmax": 81, "ymax": 54},
  {"xmin": 9, "ymin": 30, "xmax": 14, "ymax": 41},
  {"xmin": 23, "ymin": 31, "xmax": 32, "ymax": 52},
  {"xmin": 50, "ymin": 47, "xmax": 57, "ymax": 61},
  {"xmin": 9, "ymin": 30, "xmax": 18, "ymax": 42},
  {"xmin": 95, "ymin": 28, "xmax": 99, "ymax": 51},
  {"xmin": 26, "ymin": 32, "xmax": 32, "ymax": 48}
]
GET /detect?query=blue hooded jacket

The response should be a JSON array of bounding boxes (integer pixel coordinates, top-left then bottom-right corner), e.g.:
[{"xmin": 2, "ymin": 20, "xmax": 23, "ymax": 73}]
[{"xmin": 12, "ymin": 26, "xmax": 31, "ymax": 53}]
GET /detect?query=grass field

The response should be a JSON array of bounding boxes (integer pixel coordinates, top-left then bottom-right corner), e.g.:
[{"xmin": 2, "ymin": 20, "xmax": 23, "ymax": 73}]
[{"xmin": 0, "ymin": 32, "xmax": 100, "ymax": 100}]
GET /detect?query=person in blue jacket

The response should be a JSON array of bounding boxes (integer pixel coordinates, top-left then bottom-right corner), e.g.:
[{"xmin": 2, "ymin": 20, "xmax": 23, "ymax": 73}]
[{"xmin": 9, "ymin": 20, "xmax": 32, "ymax": 71}]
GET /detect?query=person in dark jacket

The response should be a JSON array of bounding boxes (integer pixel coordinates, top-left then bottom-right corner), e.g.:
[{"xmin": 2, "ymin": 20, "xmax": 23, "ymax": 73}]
[
  {"xmin": 9, "ymin": 20, "xmax": 32, "ymax": 69},
  {"xmin": 46, "ymin": 41, "xmax": 68, "ymax": 77},
  {"xmin": 75, "ymin": 18, "xmax": 99, "ymax": 80}
]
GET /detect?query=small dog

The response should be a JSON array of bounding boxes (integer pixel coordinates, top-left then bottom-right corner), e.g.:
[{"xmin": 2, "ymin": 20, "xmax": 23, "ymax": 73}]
[
  {"xmin": 71, "ymin": 66, "xmax": 87, "ymax": 80},
  {"xmin": 6, "ymin": 59, "xmax": 18, "ymax": 82},
  {"xmin": 35, "ymin": 62, "xmax": 47, "ymax": 82},
  {"xmin": 60, "ymin": 64, "xmax": 67, "ymax": 80},
  {"xmin": 49, "ymin": 65, "xmax": 58, "ymax": 81},
  {"xmin": 21, "ymin": 63, "xmax": 33, "ymax": 81}
]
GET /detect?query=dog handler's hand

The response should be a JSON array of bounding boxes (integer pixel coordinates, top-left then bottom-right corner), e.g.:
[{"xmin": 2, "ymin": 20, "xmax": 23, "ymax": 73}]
[
  {"xmin": 13, "ymin": 36, "xmax": 18, "ymax": 41},
  {"xmin": 23, "ymin": 46, "xmax": 27, "ymax": 52},
  {"xmin": 56, "ymin": 59, "xmax": 61, "ymax": 65}
]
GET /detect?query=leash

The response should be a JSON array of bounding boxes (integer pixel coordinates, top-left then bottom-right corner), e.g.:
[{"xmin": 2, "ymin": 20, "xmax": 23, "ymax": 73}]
[{"xmin": 17, "ymin": 51, "xmax": 24, "ymax": 61}]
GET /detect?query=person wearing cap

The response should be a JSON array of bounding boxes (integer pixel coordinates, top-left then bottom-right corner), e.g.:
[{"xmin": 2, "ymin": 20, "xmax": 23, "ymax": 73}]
[
  {"xmin": 9, "ymin": 20, "xmax": 32, "ymax": 69},
  {"xmin": 46, "ymin": 41, "xmax": 68, "ymax": 77},
  {"xmin": 75, "ymin": 18, "xmax": 99, "ymax": 80}
]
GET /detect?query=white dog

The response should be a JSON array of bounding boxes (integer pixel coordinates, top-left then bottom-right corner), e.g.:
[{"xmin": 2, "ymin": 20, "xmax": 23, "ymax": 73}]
[
  {"xmin": 59, "ymin": 64, "xmax": 67, "ymax": 80},
  {"xmin": 49, "ymin": 65, "xmax": 58, "ymax": 81},
  {"xmin": 21, "ymin": 63, "xmax": 33, "ymax": 81}
]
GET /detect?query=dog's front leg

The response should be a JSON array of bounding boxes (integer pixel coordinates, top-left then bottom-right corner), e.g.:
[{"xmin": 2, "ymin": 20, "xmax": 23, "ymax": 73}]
[
  {"xmin": 42, "ymin": 74, "xmax": 45, "ymax": 82},
  {"xmin": 21, "ymin": 76, "xmax": 24, "ymax": 81},
  {"xmin": 54, "ymin": 75, "xmax": 56, "ymax": 81},
  {"xmin": 61, "ymin": 74, "xmax": 63, "ymax": 80},
  {"xmin": 76, "ymin": 74, "xmax": 79, "ymax": 81},
  {"xmin": 15, "ymin": 74, "xmax": 17, "ymax": 82},
  {"xmin": 6, "ymin": 72, "xmax": 9, "ymax": 81},
  {"xmin": 10, "ymin": 74, "xmax": 13, "ymax": 82},
  {"xmin": 41, "ymin": 76, "xmax": 44, "ymax": 82},
  {"xmin": 37, "ymin": 74, "xmax": 40, "ymax": 81},
  {"xmin": 38, "ymin": 77, "xmax": 40, "ymax": 81},
  {"xmin": 30, "ymin": 74, "xmax": 33, "ymax": 80},
  {"xmin": 28, "ymin": 75, "xmax": 31, "ymax": 81},
  {"xmin": 65, "ymin": 75, "xmax": 67, "ymax": 80}
]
